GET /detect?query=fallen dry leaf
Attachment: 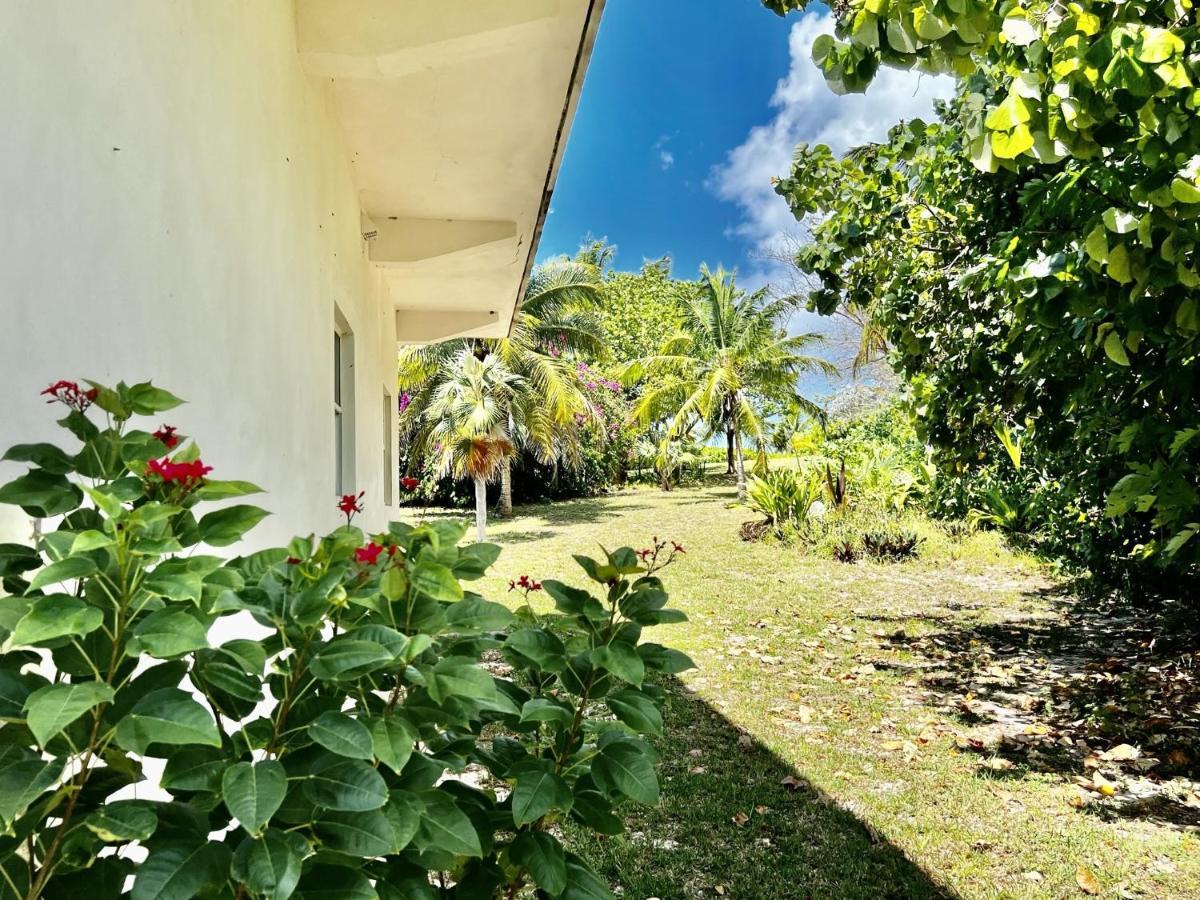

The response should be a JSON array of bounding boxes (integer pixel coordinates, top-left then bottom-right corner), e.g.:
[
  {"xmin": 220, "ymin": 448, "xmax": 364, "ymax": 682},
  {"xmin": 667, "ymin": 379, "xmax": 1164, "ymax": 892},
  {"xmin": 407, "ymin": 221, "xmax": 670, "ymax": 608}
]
[
  {"xmin": 1076, "ymin": 866, "xmax": 1101, "ymax": 895},
  {"xmin": 780, "ymin": 775, "xmax": 802, "ymax": 791},
  {"xmin": 880, "ymin": 740, "xmax": 904, "ymax": 752},
  {"xmin": 689, "ymin": 765, "xmax": 706, "ymax": 775},
  {"xmin": 731, "ymin": 812, "xmax": 749, "ymax": 827}
]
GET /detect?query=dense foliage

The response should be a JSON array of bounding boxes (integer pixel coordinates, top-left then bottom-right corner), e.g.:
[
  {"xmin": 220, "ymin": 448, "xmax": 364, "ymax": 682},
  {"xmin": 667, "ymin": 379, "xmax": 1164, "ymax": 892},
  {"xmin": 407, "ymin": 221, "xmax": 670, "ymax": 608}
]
[
  {"xmin": 0, "ymin": 380, "xmax": 692, "ymax": 899},
  {"xmin": 766, "ymin": 0, "xmax": 1200, "ymax": 578},
  {"xmin": 622, "ymin": 266, "xmax": 834, "ymax": 499},
  {"xmin": 593, "ymin": 257, "xmax": 696, "ymax": 364}
]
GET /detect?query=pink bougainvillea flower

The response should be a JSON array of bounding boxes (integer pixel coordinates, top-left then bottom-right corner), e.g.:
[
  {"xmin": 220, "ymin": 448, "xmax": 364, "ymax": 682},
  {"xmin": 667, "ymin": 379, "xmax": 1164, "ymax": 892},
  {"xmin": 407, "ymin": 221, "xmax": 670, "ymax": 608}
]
[
  {"xmin": 398, "ymin": 392, "xmax": 411, "ymax": 414},
  {"xmin": 338, "ymin": 491, "xmax": 365, "ymax": 523},
  {"xmin": 400, "ymin": 476, "xmax": 420, "ymax": 491},
  {"xmin": 355, "ymin": 542, "xmax": 384, "ymax": 565},
  {"xmin": 146, "ymin": 457, "xmax": 212, "ymax": 487},
  {"xmin": 41, "ymin": 380, "xmax": 98, "ymax": 413},
  {"xmin": 153, "ymin": 425, "xmax": 180, "ymax": 449}
]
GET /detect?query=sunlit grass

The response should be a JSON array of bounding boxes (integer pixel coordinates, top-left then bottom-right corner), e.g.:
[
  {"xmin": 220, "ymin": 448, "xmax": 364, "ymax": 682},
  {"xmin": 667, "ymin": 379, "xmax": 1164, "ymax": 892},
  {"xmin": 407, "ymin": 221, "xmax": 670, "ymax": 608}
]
[{"xmin": 426, "ymin": 482, "xmax": 1200, "ymax": 898}]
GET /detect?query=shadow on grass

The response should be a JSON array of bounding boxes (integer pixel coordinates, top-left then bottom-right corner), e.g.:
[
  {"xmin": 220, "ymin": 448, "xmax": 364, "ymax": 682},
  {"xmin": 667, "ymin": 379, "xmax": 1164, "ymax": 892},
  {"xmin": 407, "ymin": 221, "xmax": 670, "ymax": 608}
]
[
  {"xmin": 875, "ymin": 585, "xmax": 1200, "ymax": 827},
  {"xmin": 569, "ymin": 678, "xmax": 955, "ymax": 899}
]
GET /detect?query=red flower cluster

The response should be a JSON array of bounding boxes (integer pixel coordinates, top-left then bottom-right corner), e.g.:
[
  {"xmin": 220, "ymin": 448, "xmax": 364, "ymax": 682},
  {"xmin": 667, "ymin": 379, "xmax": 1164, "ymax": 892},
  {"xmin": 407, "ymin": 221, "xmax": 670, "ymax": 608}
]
[
  {"xmin": 41, "ymin": 380, "xmax": 98, "ymax": 413},
  {"xmin": 508, "ymin": 574, "xmax": 543, "ymax": 592},
  {"xmin": 355, "ymin": 542, "xmax": 384, "ymax": 565},
  {"xmin": 338, "ymin": 491, "xmax": 364, "ymax": 523},
  {"xmin": 146, "ymin": 457, "xmax": 212, "ymax": 486},
  {"xmin": 400, "ymin": 476, "xmax": 420, "ymax": 492},
  {"xmin": 153, "ymin": 425, "xmax": 180, "ymax": 449}
]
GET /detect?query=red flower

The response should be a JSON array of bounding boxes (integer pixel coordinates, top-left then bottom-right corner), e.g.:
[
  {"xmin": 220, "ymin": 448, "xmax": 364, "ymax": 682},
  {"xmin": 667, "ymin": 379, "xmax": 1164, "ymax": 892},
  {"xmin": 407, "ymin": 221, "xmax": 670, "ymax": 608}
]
[
  {"xmin": 355, "ymin": 542, "xmax": 384, "ymax": 565},
  {"xmin": 146, "ymin": 457, "xmax": 212, "ymax": 487},
  {"xmin": 508, "ymin": 574, "xmax": 542, "ymax": 592},
  {"xmin": 338, "ymin": 491, "xmax": 365, "ymax": 523},
  {"xmin": 637, "ymin": 548, "xmax": 654, "ymax": 562},
  {"xmin": 41, "ymin": 380, "xmax": 98, "ymax": 413},
  {"xmin": 672, "ymin": 542, "xmax": 686, "ymax": 554},
  {"xmin": 285, "ymin": 556, "xmax": 302, "ymax": 565},
  {"xmin": 400, "ymin": 476, "xmax": 420, "ymax": 491},
  {"xmin": 153, "ymin": 425, "xmax": 180, "ymax": 449}
]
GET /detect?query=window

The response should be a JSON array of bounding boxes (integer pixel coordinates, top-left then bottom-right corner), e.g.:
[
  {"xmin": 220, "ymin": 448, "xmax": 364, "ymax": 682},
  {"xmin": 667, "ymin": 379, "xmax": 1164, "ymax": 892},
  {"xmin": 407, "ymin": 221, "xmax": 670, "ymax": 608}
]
[
  {"xmin": 333, "ymin": 310, "xmax": 355, "ymax": 496},
  {"xmin": 382, "ymin": 390, "xmax": 394, "ymax": 506}
]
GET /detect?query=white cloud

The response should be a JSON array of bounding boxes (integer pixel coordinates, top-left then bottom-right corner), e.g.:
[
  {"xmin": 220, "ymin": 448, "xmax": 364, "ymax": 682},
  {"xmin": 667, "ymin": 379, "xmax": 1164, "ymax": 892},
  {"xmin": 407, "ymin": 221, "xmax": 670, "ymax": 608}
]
[
  {"xmin": 653, "ymin": 134, "xmax": 676, "ymax": 171},
  {"xmin": 709, "ymin": 12, "xmax": 955, "ymax": 291}
]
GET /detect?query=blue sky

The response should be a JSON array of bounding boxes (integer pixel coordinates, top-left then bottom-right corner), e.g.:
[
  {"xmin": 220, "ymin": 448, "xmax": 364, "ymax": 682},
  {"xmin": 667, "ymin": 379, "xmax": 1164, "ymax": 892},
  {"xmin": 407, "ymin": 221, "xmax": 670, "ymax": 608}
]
[{"xmin": 539, "ymin": 1, "xmax": 954, "ymax": 292}]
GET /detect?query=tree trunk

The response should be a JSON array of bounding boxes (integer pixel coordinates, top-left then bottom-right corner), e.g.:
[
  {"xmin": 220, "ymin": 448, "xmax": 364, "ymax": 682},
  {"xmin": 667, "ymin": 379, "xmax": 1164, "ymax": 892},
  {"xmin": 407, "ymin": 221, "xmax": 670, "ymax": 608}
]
[
  {"xmin": 498, "ymin": 457, "xmax": 513, "ymax": 518},
  {"xmin": 725, "ymin": 424, "xmax": 735, "ymax": 475},
  {"xmin": 474, "ymin": 477, "xmax": 487, "ymax": 542},
  {"xmin": 733, "ymin": 428, "xmax": 748, "ymax": 502}
]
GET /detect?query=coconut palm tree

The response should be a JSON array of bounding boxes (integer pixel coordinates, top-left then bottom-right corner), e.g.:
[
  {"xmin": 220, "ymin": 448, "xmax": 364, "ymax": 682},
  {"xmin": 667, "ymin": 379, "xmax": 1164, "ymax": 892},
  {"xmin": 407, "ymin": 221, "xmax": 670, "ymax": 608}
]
[
  {"xmin": 423, "ymin": 352, "xmax": 518, "ymax": 541},
  {"xmin": 397, "ymin": 259, "xmax": 604, "ymax": 518},
  {"xmin": 621, "ymin": 265, "xmax": 836, "ymax": 501}
]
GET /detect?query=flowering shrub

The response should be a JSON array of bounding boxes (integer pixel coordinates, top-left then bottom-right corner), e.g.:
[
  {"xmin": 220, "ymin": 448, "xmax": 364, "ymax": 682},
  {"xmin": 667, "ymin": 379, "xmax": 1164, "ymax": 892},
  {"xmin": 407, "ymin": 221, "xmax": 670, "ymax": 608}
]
[{"xmin": 0, "ymin": 379, "xmax": 692, "ymax": 898}]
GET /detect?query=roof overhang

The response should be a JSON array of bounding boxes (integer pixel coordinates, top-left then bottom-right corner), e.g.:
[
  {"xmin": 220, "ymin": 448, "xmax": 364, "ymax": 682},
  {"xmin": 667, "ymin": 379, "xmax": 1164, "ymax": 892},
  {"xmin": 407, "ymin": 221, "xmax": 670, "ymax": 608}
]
[{"xmin": 295, "ymin": 0, "xmax": 604, "ymax": 344}]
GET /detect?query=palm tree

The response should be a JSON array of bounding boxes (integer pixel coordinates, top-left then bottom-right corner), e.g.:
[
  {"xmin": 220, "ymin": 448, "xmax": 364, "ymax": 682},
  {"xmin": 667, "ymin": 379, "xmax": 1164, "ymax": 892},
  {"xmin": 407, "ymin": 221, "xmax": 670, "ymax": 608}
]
[
  {"xmin": 397, "ymin": 260, "xmax": 604, "ymax": 518},
  {"xmin": 621, "ymin": 265, "xmax": 836, "ymax": 501},
  {"xmin": 424, "ymin": 352, "xmax": 518, "ymax": 541}
]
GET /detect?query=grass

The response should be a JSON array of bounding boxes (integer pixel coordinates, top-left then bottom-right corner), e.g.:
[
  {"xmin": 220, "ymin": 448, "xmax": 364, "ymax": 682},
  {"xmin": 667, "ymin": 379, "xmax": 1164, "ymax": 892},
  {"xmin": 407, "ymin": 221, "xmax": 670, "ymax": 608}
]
[{"xmin": 444, "ymin": 482, "xmax": 1200, "ymax": 899}]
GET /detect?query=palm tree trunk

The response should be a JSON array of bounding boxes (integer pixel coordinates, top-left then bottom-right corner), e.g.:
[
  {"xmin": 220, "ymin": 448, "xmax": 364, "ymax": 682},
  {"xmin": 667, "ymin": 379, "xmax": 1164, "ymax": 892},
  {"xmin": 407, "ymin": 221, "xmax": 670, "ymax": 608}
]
[
  {"xmin": 474, "ymin": 477, "xmax": 487, "ymax": 542},
  {"xmin": 725, "ymin": 424, "xmax": 735, "ymax": 474},
  {"xmin": 498, "ymin": 457, "xmax": 513, "ymax": 518},
  {"xmin": 733, "ymin": 428, "xmax": 747, "ymax": 502}
]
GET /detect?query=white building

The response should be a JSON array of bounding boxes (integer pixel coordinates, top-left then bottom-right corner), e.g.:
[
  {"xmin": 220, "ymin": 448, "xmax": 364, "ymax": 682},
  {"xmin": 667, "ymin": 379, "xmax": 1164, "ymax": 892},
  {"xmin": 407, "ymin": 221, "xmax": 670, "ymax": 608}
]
[{"xmin": 0, "ymin": 1, "xmax": 603, "ymax": 545}]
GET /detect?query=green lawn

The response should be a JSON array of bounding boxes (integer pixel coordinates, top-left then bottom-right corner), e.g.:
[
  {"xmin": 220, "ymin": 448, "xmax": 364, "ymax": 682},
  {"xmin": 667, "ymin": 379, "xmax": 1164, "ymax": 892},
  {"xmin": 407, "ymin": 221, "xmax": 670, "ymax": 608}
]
[{"xmin": 449, "ymin": 483, "xmax": 1200, "ymax": 899}]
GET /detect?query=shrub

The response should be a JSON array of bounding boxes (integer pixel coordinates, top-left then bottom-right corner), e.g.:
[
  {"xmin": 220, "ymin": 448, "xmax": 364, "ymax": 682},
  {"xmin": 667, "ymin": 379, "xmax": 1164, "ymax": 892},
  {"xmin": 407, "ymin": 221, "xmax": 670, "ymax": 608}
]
[
  {"xmin": 0, "ymin": 379, "xmax": 692, "ymax": 899},
  {"xmin": 861, "ymin": 528, "xmax": 922, "ymax": 562},
  {"xmin": 744, "ymin": 469, "xmax": 824, "ymax": 538}
]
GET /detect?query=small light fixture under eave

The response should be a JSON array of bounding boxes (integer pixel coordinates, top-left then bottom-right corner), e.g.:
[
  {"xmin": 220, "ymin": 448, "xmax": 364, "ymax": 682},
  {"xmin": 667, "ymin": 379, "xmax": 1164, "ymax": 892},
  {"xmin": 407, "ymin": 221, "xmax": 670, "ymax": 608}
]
[{"xmin": 360, "ymin": 212, "xmax": 379, "ymax": 242}]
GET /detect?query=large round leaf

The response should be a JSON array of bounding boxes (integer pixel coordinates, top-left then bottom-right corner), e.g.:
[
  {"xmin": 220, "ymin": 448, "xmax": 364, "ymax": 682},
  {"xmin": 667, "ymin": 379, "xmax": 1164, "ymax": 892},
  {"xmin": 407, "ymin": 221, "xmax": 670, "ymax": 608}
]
[{"xmin": 223, "ymin": 760, "xmax": 287, "ymax": 836}]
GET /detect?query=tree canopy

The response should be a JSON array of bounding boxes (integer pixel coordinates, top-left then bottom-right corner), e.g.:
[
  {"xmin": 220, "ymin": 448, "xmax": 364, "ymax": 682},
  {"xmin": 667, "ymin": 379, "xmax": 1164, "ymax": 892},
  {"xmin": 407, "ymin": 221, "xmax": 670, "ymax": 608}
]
[{"xmin": 765, "ymin": 0, "xmax": 1200, "ymax": 572}]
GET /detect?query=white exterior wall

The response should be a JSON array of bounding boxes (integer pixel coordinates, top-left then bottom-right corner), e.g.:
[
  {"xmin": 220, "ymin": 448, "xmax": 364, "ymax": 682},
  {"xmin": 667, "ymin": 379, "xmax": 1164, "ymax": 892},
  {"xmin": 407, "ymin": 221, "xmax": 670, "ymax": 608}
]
[{"xmin": 0, "ymin": 1, "xmax": 399, "ymax": 547}]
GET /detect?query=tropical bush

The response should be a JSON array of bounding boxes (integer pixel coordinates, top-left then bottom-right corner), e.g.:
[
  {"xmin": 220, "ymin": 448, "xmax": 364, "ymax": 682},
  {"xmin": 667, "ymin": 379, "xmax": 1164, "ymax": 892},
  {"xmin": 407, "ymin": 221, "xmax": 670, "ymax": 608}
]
[
  {"xmin": 743, "ymin": 469, "xmax": 824, "ymax": 538},
  {"xmin": 766, "ymin": 0, "xmax": 1200, "ymax": 581},
  {"xmin": 0, "ymin": 380, "xmax": 692, "ymax": 899}
]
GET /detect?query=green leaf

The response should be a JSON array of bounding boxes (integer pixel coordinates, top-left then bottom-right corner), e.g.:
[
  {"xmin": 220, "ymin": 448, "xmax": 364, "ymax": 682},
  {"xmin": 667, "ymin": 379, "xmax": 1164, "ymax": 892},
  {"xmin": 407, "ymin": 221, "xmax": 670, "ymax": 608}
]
[
  {"xmin": 503, "ymin": 629, "xmax": 567, "ymax": 673},
  {"xmin": 562, "ymin": 854, "xmax": 617, "ymax": 900},
  {"xmin": 519, "ymin": 697, "xmax": 575, "ymax": 727},
  {"xmin": 125, "ymin": 608, "xmax": 210, "ymax": 659},
  {"xmin": 294, "ymin": 866, "xmax": 376, "ymax": 900},
  {"xmin": 307, "ymin": 712, "xmax": 374, "ymax": 761},
  {"xmin": 412, "ymin": 790, "xmax": 482, "ymax": 857},
  {"xmin": 542, "ymin": 580, "xmax": 608, "ymax": 621},
  {"xmin": 24, "ymin": 681, "xmax": 114, "ymax": 747},
  {"xmin": 131, "ymin": 841, "xmax": 229, "ymax": 900},
  {"xmin": 1171, "ymin": 177, "xmax": 1200, "ymax": 204},
  {"xmin": 591, "ymin": 740, "xmax": 659, "ymax": 805},
  {"xmin": 196, "ymin": 504, "xmax": 270, "ymax": 547},
  {"xmin": 70, "ymin": 529, "xmax": 115, "ymax": 554},
  {"xmin": 309, "ymin": 639, "xmax": 394, "ymax": 681},
  {"xmin": 2, "ymin": 443, "xmax": 73, "ymax": 474},
  {"xmin": 638, "ymin": 643, "xmax": 695, "ymax": 674},
  {"xmin": 0, "ymin": 470, "xmax": 82, "ymax": 517},
  {"xmin": 162, "ymin": 746, "xmax": 227, "ymax": 792},
  {"xmin": 8, "ymin": 595, "xmax": 103, "ymax": 647},
  {"xmin": 115, "ymin": 688, "xmax": 221, "ymax": 755},
  {"xmin": 0, "ymin": 543, "xmax": 41, "ymax": 578},
  {"xmin": 606, "ymin": 688, "xmax": 663, "ymax": 735},
  {"xmin": 303, "ymin": 759, "xmax": 388, "ymax": 812},
  {"xmin": 410, "ymin": 560, "xmax": 463, "ymax": 602},
  {"xmin": 123, "ymin": 382, "xmax": 184, "ymax": 414},
  {"xmin": 510, "ymin": 831, "xmax": 567, "ymax": 896},
  {"xmin": 1107, "ymin": 242, "xmax": 1132, "ymax": 283},
  {"xmin": 85, "ymin": 799, "xmax": 158, "ymax": 842},
  {"xmin": 231, "ymin": 829, "xmax": 309, "ymax": 900},
  {"xmin": 0, "ymin": 747, "xmax": 61, "ymax": 828},
  {"xmin": 192, "ymin": 480, "xmax": 264, "ymax": 501},
  {"xmin": 370, "ymin": 716, "xmax": 418, "ymax": 774},
  {"xmin": 29, "ymin": 555, "xmax": 97, "ymax": 590},
  {"xmin": 426, "ymin": 657, "xmax": 498, "ymax": 703},
  {"xmin": 510, "ymin": 760, "xmax": 573, "ymax": 826},
  {"xmin": 570, "ymin": 789, "xmax": 624, "ymax": 836},
  {"xmin": 383, "ymin": 791, "xmax": 423, "ymax": 853},
  {"xmin": 592, "ymin": 642, "xmax": 645, "ymax": 686},
  {"xmin": 223, "ymin": 760, "xmax": 287, "ymax": 836},
  {"xmin": 444, "ymin": 597, "xmax": 513, "ymax": 632},
  {"xmin": 1103, "ymin": 331, "xmax": 1131, "ymax": 366},
  {"xmin": 314, "ymin": 808, "xmax": 394, "ymax": 857}
]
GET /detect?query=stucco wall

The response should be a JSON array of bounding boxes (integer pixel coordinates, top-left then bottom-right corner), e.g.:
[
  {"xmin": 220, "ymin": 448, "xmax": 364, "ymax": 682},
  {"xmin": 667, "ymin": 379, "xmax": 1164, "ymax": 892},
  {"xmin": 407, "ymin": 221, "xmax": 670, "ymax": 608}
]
[{"xmin": 0, "ymin": 1, "xmax": 399, "ymax": 548}]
